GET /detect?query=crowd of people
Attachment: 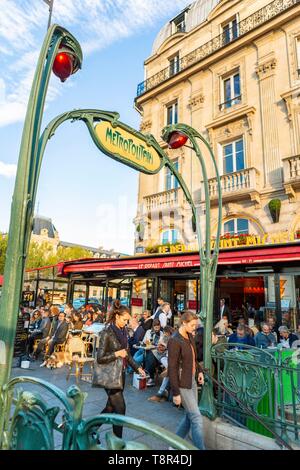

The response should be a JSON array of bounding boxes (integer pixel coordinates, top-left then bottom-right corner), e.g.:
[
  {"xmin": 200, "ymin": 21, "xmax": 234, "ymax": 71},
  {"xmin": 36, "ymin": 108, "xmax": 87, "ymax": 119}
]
[
  {"xmin": 19, "ymin": 295, "xmax": 300, "ymax": 450},
  {"xmin": 215, "ymin": 298, "xmax": 300, "ymax": 350},
  {"xmin": 24, "ymin": 302, "xmax": 105, "ymax": 366}
]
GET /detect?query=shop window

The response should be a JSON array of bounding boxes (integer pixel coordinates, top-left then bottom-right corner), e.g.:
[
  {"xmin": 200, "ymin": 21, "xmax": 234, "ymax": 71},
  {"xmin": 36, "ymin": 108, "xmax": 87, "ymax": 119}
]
[
  {"xmin": 162, "ymin": 229, "xmax": 179, "ymax": 244},
  {"xmin": 220, "ymin": 71, "xmax": 241, "ymax": 110},
  {"xmin": 165, "ymin": 159, "xmax": 179, "ymax": 190},
  {"xmin": 223, "ymin": 138, "xmax": 245, "ymax": 174},
  {"xmin": 223, "ymin": 218, "xmax": 249, "ymax": 236},
  {"xmin": 166, "ymin": 101, "xmax": 178, "ymax": 125}
]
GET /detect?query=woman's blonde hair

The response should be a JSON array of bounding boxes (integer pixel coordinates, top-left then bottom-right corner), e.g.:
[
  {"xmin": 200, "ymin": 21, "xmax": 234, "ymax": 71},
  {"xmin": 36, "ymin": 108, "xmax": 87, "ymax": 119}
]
[{"xmin": 180, "ymin": 310, "xmax": 198, "ymax": 324}]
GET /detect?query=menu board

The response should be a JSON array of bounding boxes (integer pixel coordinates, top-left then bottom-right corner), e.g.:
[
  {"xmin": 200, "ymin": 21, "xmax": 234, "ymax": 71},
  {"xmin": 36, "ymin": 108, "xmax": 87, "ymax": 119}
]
[
  {"xmin": 13, "ymin": 316, "xmax": 28, "ymax": 357},
  {"xmin": 22, "ymin": 290, "xmax": 35, "ymax": 307}
]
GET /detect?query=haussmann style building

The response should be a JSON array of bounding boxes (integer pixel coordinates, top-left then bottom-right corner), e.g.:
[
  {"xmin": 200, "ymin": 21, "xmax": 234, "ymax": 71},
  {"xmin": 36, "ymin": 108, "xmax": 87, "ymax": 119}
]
[{"xmin": 55, "ymin": 0, "xmax": 300, "ymax": 327}]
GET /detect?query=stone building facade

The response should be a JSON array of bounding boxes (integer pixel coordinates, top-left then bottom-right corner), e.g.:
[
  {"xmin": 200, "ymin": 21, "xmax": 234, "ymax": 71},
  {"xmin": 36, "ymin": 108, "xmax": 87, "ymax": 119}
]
[{"xmin": 134, "ymin": 0, "xmax": 300, "ymax": 254}]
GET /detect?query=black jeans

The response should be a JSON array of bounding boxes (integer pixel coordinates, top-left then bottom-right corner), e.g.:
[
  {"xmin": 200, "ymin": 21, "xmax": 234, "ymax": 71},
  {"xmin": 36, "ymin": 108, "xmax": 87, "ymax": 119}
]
[
  {"xmin": 100, "ymin": 373, "xmax": 126, "ymax": 438},
  {"xmin": 27, "ymin": 331, "xmax": 42, "ymax": 354}
]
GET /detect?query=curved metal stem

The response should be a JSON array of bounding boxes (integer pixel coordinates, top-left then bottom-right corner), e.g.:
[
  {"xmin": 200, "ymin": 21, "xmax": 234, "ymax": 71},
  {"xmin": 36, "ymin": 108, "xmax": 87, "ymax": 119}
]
[
  {"xmin": 161, "ymin": 123, "xmax": 223, "ymax": 419},
  {"xmin": 0, "ymin": 26, "xmax": 82, "ymax": 447}
]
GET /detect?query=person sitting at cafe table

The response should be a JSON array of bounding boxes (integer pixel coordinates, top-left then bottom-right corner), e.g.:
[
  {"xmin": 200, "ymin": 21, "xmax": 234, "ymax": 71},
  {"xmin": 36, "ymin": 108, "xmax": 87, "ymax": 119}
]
[
  {"xmin": 152, "ymin": 302, "xmax": 172, "ymax": 328},
  {"xmin": 228, "ymin": 325, "xmax": 255, "ymax": 349},
  {"xmin": 132, "ymin": 319, "xmax": 163, "ymax": 369},
  {"xmin": 140, "ymin": 310, "xmax": 153, "ymax": 332},
  {"xmin": 143, "ymin": 320, "xmax": 166, "ymax": 387},
  {"xmin": 254, "ymin": 322, "xmax": 277, "ymax": 349},
  {"xmin": 148, "ymin": 326, "xmax": 174, "ymax": 399},
  {"xmin": 28, "ymin": 309, "xmax": 51, "ymax": 356},
  {"xmin": 237, "ymin": 317, "xmax": 254, "ymax": 337},
  {"xmin": 29, "ymin": 309, "xmax": 42, "ymax": 332},
  {"xmin": 214, "ymin": 317, "xmax": 233, "ymax": 337},
  {"xmin": 71, "ymin": 311, "xmax": 83, "ymax": 330},
  {"xmin": 278, "ymin": 326, "xmax": 298, "ymax": 349},
  {"xmin": 267, "ymin": 317, "xmax": 279, "ymax": 342},
  {"xmin": 128, "ymin": 316, "xmax": 147, "ymax": 357},
  {"xmin": 83, "ymin": 311, "xmax": 93, "ymax": 327}
]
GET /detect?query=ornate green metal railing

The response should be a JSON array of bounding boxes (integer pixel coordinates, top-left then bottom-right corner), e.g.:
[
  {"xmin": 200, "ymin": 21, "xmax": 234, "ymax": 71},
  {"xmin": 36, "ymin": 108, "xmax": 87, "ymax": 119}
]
[
  {"xmin": 136, "ymin": 0, "xmax": 300, "ymax": 97},
  {"xmin": 211, "ymin": 343, "xmax": 300, "ymax": 448},
  {"xmin": 0, "ymin": 376, "xmax": 196, "ymax": 450}
]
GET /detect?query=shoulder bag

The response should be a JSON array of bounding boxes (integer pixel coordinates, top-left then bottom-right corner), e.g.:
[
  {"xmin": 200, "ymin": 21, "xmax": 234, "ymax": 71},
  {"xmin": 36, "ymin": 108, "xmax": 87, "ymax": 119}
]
[{"xmin": 92, "ymin": 356, "xmax": 124, "ymax": 389}]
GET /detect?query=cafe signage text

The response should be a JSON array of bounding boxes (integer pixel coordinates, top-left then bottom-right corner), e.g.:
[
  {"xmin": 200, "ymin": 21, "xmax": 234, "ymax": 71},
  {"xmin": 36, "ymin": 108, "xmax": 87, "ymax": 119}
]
[{"xmin": 211, "ymin": 231, "xmax": 299, "ymax": 249}]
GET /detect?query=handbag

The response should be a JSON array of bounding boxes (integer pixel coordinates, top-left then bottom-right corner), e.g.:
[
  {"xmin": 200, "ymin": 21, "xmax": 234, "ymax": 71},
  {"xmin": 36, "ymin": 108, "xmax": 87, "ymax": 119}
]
[{"xmin": 92, "ymin": 357, "xmax": 123, "ymax": 389}]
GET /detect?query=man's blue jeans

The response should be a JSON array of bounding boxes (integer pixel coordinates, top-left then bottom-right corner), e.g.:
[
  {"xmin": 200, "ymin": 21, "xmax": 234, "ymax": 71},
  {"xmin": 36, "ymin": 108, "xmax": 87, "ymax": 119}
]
[
  {"xmin": 133, "ymin": 349, "xmax": 144, "ymax": 366},
  {"xmin": 176, "ymin": 378, "xmax": 205, "ymax": 450}
]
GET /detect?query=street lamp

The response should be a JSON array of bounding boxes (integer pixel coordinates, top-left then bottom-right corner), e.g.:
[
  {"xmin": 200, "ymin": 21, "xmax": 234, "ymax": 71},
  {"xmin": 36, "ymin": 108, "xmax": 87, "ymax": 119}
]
[
  {"xmin": 162, "ymin": 124, "xmax": 223, "ymax": 419},
  {"xmin": 0, "ymin": 25, "xmax": 82, "ymax": 396}
]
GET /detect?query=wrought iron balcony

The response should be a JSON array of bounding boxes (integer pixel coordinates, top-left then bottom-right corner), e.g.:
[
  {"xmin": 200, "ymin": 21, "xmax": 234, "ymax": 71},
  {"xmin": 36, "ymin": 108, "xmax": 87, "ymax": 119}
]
[
  {"xmin": 208, "ymin": 167, "xmax": 260, "ymax": 205},
  {"xmin": 219, "ymin": 95, "xmax": 242, "ymax": 111},
  {"xmin": 143, "ymin": 188, "xmax": 179, "ymax": 212},
  {"xmin": 136, "ymin": 0, "xmax": 299, "ymax": 97}
]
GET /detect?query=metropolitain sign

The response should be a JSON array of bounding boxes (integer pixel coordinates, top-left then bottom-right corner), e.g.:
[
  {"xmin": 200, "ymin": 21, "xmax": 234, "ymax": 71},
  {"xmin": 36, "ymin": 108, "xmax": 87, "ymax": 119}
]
[{"xmin": 94, "ymin": 120, "xmax": 163, "ymax": 174}]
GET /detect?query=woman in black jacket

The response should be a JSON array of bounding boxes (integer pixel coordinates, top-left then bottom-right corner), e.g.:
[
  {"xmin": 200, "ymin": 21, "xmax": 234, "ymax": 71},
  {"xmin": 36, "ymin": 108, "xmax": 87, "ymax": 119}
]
[
  {"xmin": 168, "ymin": 311, "xmax": 205, "ymax": 450},
  {"xmin": 95, "ymin": 300, "xmax": 145, "ymax": 438}
]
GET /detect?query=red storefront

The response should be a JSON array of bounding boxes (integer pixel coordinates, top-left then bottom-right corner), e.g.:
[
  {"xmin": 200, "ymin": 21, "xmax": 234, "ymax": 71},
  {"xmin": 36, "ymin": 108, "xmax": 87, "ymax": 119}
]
[{"xmin": 58, "ymin": 243, "xmax": 300, "ymax": 327}]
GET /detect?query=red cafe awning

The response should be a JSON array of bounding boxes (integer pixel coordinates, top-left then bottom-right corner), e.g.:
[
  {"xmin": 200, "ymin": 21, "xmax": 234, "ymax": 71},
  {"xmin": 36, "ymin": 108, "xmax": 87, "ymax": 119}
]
[{"xmin": 60, "ymin": 243, "xmax": 300, "ymax": 276}]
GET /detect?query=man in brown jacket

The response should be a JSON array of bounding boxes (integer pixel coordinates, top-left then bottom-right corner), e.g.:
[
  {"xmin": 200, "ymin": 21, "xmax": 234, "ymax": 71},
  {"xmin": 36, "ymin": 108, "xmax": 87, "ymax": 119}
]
[{"xmin": 168, "ymin": 311, "xmax": 205, "ymax": 450}]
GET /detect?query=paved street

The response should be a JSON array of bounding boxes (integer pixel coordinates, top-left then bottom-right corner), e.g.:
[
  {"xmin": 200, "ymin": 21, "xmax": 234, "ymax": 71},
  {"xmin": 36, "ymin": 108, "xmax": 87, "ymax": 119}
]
[{"xmin": 10, "ymin": 362, "xmax": 186, "ymax": 450}]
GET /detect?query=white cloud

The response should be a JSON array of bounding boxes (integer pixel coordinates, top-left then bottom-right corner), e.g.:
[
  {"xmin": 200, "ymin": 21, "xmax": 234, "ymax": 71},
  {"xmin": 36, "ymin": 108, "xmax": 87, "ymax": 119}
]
[
  {"xmin": 0, "ymin": 0, "xmax": 189, "ymax": 127},
  {"xmin": 0, "ymin": 161, "xmax": 17, "ymax": 178}
]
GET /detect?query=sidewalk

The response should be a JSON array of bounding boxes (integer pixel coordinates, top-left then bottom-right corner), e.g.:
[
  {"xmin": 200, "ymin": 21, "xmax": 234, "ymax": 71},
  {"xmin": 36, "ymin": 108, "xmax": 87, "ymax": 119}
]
[{"xmin": 10, "ymin": 362, "xmax": 186, "ymax": 450}]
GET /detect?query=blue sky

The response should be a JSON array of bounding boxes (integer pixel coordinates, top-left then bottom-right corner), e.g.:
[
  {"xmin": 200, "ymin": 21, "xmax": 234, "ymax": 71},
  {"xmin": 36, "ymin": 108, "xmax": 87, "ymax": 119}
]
[{"xmin": 0, "ymin": 0, "xmax": 189, "ymax": 254}]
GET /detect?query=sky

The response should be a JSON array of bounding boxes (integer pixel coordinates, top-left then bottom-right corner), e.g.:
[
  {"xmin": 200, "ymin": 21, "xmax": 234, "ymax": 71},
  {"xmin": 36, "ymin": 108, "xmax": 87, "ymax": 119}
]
[{"xmin": 0, "ymin": 0, "xmax": 189, "ymax": 255}]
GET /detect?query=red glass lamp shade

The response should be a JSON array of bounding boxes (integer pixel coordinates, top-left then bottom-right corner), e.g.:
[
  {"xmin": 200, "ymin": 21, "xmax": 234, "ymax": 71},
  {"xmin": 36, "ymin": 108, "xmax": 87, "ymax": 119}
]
[
  {"xmin": 52, "ymin": 52, "xmax": 73, "ymax": 82},
  {"xmin": 168, "ymin": 131, "xmax": 188, "ymax": 149}
]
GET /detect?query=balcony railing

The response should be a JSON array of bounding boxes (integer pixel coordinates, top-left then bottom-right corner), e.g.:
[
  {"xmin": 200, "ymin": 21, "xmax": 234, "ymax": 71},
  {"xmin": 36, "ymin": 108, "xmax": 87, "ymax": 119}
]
[
  {"xmin": 283, "ymin": 155, "xmax": 300, "ymax": 181},
  {"xmin": 143, "ymin": 188, "xmax": 179, "ymax": 212},
  {"xmin": 208, "ymin": 167, "xmax": 260, "ymax": 200},
  {"xmin": 136, "ymin": 0, "xmax": 300, "ymax": 97},
  {"xmin": 219, "ymin": 95, "xmax": 242, "ymax": 111}
]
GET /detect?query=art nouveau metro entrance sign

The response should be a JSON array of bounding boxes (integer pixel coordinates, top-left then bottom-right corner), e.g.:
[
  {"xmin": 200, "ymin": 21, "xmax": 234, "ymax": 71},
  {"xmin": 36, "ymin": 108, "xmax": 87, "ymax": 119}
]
[{"xmin": 94, "ymin": 120, "xmax": 163, "ymax": 174}]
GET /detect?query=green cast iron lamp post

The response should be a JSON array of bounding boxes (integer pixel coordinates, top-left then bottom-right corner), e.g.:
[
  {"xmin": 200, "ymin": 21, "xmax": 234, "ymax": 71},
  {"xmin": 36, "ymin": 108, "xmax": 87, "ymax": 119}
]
[
  {"xmin": 162, "ymin": 125, "xmax": 223, "ymax": 419},
  {"xmin": 0, "ymin": 24, "xmax": 82, "ymax": 392},
  {"xmin": 0, "ymin": 21, "xmax": 220, "ymax": 448}
]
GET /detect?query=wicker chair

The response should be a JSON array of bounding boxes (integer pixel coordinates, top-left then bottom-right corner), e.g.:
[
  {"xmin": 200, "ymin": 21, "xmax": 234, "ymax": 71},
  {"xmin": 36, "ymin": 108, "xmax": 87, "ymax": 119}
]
[{"xmin": 66, "ymin": 336, "xmax": 94, "ymax": 383}]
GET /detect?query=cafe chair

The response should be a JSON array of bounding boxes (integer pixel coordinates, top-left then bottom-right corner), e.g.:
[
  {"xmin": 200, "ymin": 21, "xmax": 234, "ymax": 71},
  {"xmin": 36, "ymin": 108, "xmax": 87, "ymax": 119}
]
[{"xmin": 66, "ymin": 336, "xmax": 95, "ymax": 383}]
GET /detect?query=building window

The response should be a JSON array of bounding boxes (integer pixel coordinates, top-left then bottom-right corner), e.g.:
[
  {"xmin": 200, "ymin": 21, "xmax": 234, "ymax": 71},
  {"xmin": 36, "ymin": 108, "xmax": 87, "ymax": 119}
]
[
  {"xmin": 172, "ymin": 12, "xmax": 186, "ymax": 33},
  {"xmin": 167, "ymin": 101, "xmax": 178, "ymax": 125},
  {"xmin": 165, "ymin": 159, "xmax": 179, "ymax": 190},
  {"xmin": 223, "ymin": 218, "xmax": 249, "ymax": 236},
  {"xmin": 169, "ymin": 54, "xmax": 180, "ymax": 77},
  {"xmin": 161, "ymin": 229, "xmax": 179, "ymax": 244},
  {"xmin": 220, "ymin": 72, "xmax": 241, "ymax": 110},
  {"xmin": 222, "ymin": 17, "xmax": 239, "ymax": 45},
  {"xmin": 296, "ymin": 37, "xmax": 300, "ymax": 75},
  {"xmin": 223, "ymin": 138, "xmax": 245, "ymax": 174}
]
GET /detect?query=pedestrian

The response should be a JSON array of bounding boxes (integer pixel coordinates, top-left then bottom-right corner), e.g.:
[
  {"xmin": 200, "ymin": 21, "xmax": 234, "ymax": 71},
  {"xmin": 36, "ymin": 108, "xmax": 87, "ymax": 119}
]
[
  {"xmin": 93, "ymin": 299, "xmax": 146, "ymax": 438},
  {"xmin": 219, "ymin": 298, "xmax": 231, "ymax": 323},
  {"xmin": 168, "ymin": 310, "xmax": 205, "ymax": 450}
]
